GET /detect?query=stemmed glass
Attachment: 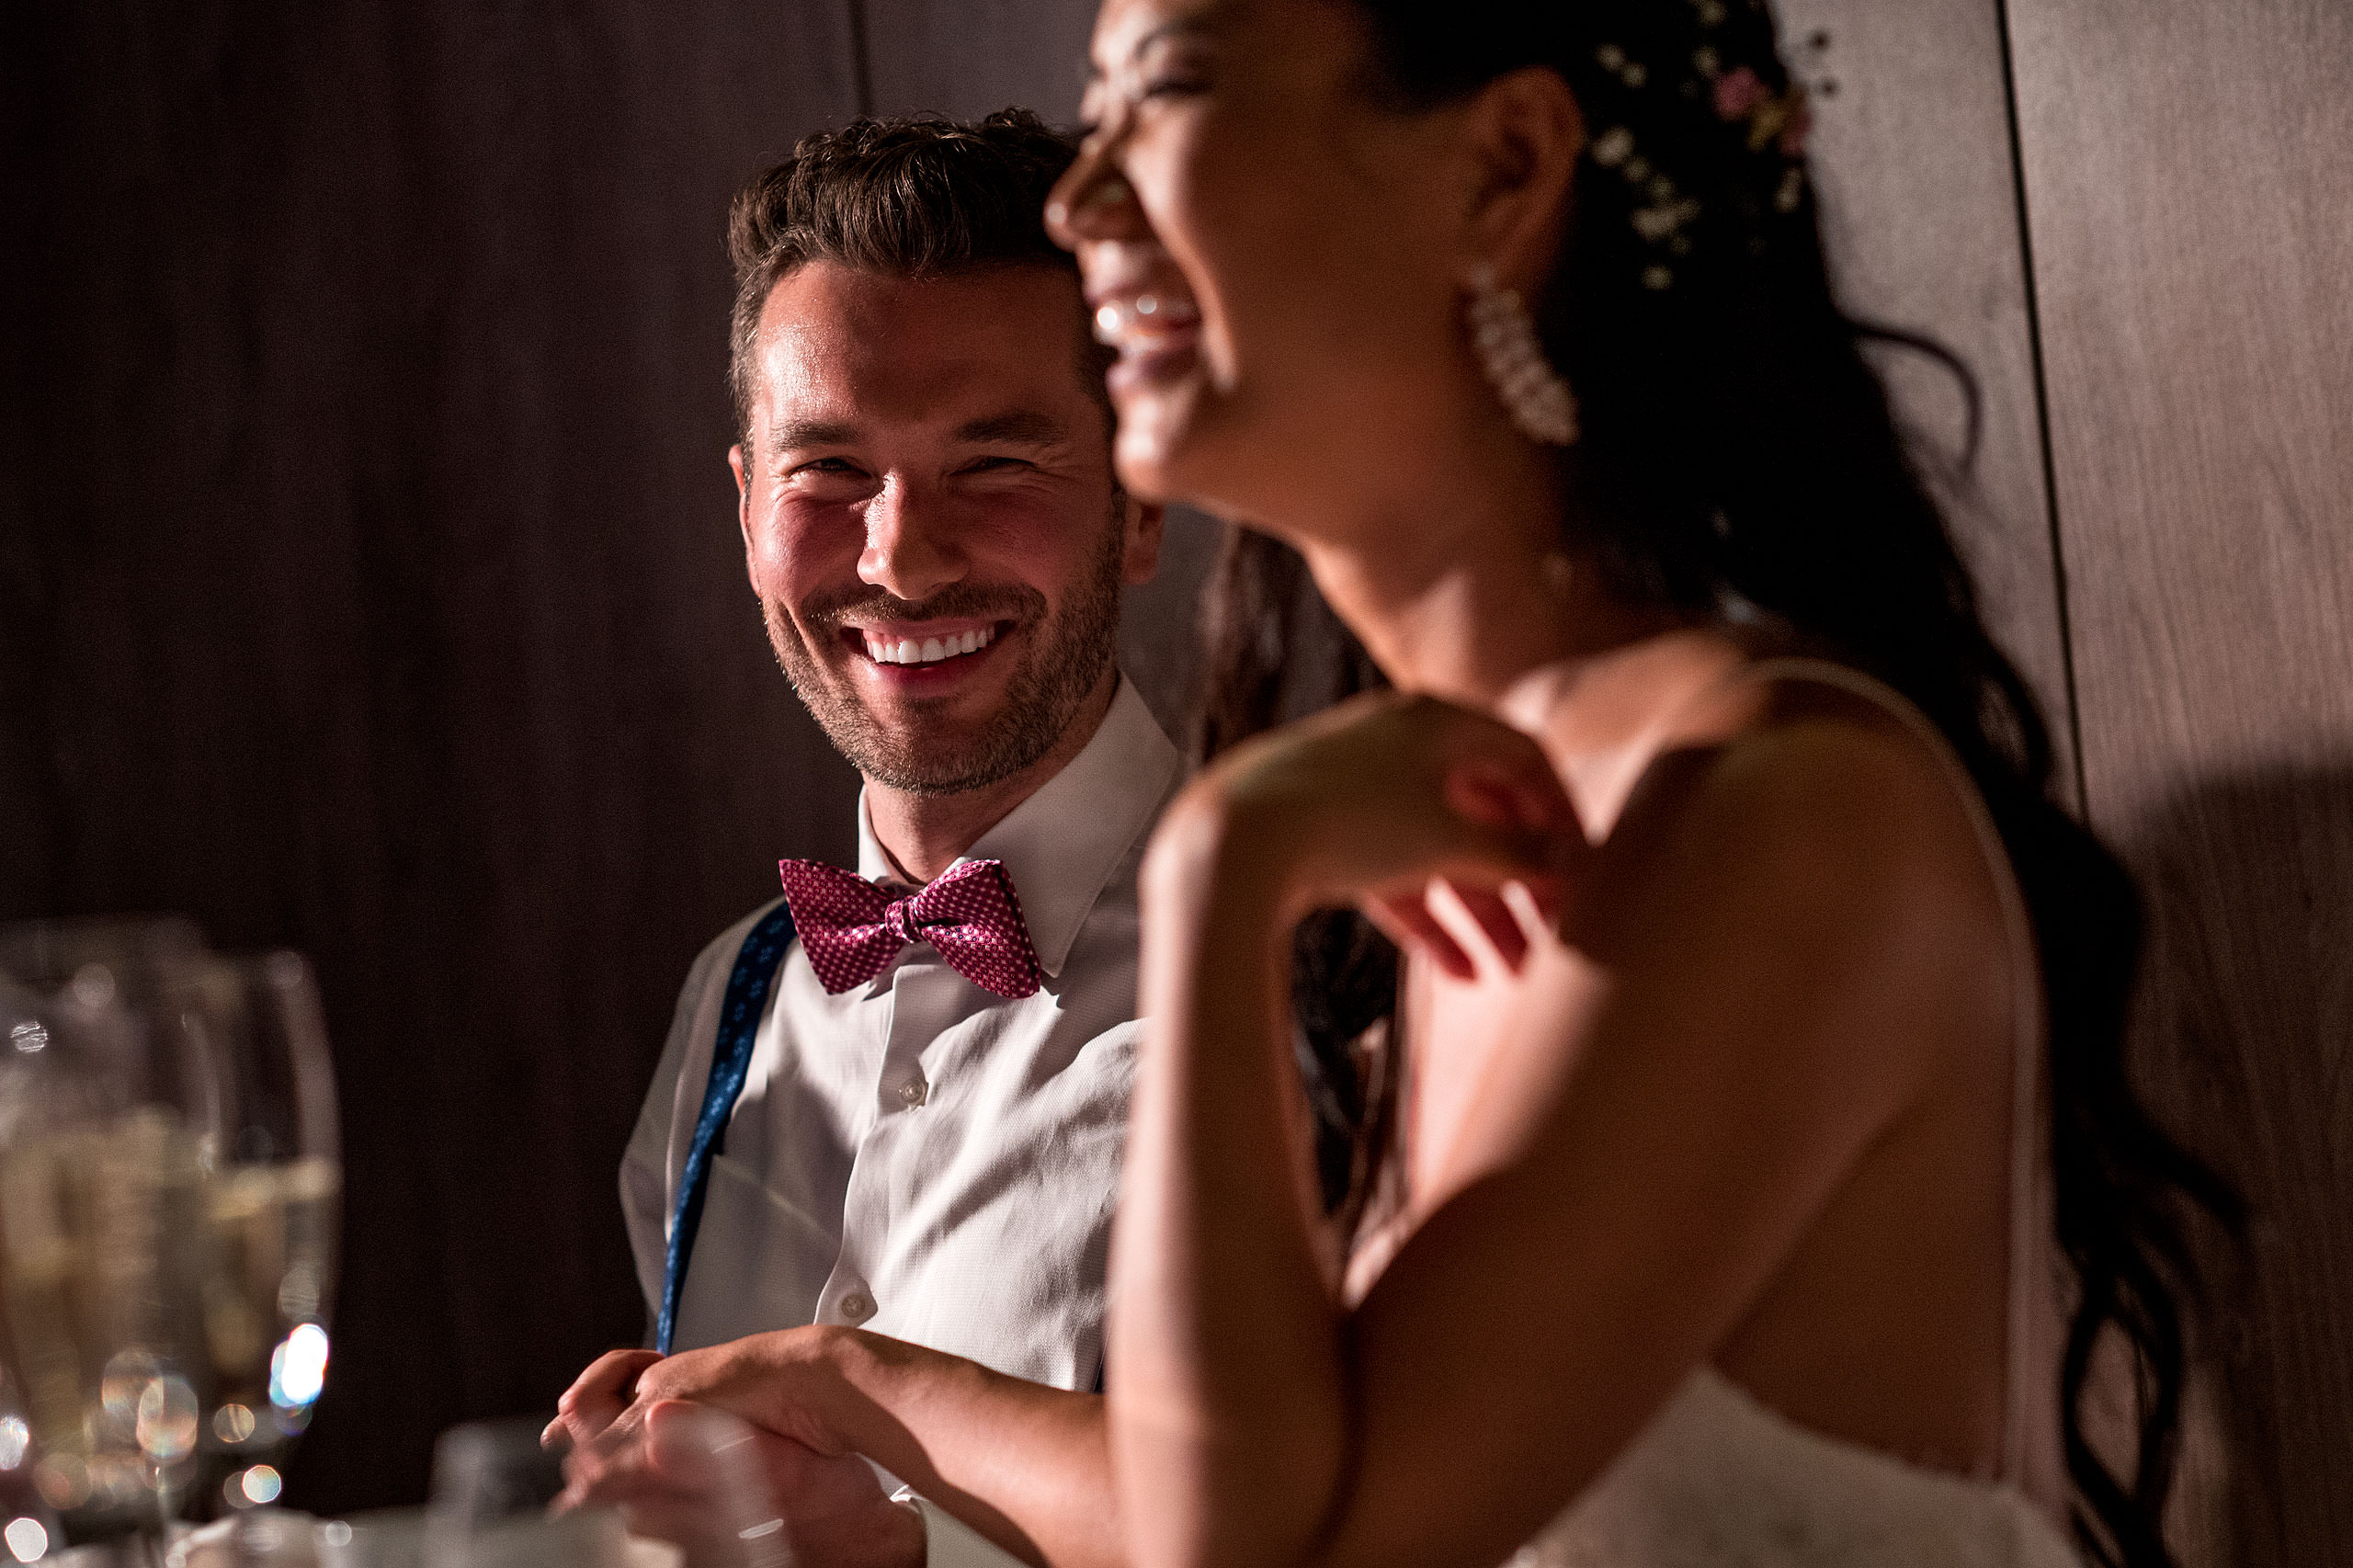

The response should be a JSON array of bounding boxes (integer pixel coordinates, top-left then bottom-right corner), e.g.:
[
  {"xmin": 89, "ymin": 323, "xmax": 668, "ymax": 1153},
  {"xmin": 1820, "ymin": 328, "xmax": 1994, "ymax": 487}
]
[
  {"xmin": 0, "ymin": 920, "xmax": 342, "ymax": 1559},
  {"xmin": 0, "ymin": 921, "xmax": 214, "ymax": 1559},
  {"xmin": 163, "ymin": 949, "xmax": 342, "ymax": 1516}
]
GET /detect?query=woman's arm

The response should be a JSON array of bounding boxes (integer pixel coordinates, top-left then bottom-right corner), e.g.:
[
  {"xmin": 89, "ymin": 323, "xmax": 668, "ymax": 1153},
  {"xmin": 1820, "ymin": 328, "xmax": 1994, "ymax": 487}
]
[{"xmin": 1111, "ymin": 699, "xmax": 2008, "ymax": 1568}]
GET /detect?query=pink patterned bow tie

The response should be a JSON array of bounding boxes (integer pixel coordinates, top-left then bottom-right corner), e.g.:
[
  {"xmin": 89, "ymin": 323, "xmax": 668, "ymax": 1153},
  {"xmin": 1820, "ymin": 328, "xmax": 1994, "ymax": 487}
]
[{"xmin": 777, "ymin": 857, "xmax": 1043, "ymax": 999}]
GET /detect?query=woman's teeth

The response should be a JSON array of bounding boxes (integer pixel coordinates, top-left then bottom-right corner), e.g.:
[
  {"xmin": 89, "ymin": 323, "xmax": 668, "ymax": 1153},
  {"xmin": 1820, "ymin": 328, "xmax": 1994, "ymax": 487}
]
[
  {"xmin": 863, "ymin": 626, "xmax": 995, "ymax": 665},
  {"xmin": 1092, "ymin": 291, "xmax": 1199, "ymax": 349}
]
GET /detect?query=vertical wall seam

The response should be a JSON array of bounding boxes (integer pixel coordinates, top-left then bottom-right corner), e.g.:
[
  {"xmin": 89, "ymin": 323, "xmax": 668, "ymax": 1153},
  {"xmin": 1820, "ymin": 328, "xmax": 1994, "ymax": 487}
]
[
  {"xmin": 846, "ymin": 0, "xmax": 875, "ymax": 117},
  {"xmin": 1993, "ymin": 0, "xmax": 2092, "ymax": 822}
]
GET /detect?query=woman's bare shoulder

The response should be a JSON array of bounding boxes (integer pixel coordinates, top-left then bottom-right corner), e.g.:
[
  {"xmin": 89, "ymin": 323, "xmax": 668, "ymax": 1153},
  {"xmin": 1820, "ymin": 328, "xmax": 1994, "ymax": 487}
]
[{"xmin": 1540, "ymin": 648, "xmax": 2016, "ymax": 1033}]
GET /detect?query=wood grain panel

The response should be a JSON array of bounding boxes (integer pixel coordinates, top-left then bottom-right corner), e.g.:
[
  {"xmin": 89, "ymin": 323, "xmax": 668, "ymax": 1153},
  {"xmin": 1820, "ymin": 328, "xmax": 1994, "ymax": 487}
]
[
  {"xmin": 2010, "ymin": 0, "xmax": 2353, "ymax": 1561},
  {"xmin": 1770, "ymin": 0, "xmax": 2079, "ymax": 800},
  {"xmin": 1, "ymin": 0, "xmax": 862, "ymax": 1513}
]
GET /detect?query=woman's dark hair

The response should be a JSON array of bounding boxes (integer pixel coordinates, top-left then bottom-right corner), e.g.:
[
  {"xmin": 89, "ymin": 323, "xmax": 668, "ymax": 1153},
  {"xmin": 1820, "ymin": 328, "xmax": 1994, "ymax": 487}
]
[{"xmin": 1197, "ymin": 5, "xmax": 2244, "ymax": 1565}]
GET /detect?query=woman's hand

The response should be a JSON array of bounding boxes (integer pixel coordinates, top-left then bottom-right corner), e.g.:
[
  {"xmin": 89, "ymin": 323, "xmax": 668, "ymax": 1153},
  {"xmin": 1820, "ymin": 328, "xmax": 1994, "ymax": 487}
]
[{"xmin": 1152, "ymin": 690, "xmax": 1588, "ymax": 977}]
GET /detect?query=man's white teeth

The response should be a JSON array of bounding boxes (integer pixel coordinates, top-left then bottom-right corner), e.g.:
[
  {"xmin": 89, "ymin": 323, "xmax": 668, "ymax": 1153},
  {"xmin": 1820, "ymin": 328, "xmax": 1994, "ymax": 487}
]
[{"xmin": 865, "ymin": 626, "xmax": 995, "ymax": 665}]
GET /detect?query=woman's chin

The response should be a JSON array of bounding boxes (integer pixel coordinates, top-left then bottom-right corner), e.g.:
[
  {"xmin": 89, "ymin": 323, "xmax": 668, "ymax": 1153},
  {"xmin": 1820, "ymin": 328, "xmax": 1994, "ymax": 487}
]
[{"xmin": 1110, "ymin": 387, "xmax": 1209, "ymax": 506}]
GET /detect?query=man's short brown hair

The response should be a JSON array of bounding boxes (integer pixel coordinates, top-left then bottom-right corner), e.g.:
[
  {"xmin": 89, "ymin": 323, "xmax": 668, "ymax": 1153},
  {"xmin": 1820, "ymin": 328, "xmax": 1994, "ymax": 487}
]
[{"xmin": 726, "ymin": 108, "xmax": 1098, "ymax": 446}]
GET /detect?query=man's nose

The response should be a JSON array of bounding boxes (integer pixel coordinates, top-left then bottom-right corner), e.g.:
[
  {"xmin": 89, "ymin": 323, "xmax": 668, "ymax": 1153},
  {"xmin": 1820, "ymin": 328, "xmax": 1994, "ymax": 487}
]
[{"xmin": 858, "ymin": 482, "xmax": 964, "ymax": 604}]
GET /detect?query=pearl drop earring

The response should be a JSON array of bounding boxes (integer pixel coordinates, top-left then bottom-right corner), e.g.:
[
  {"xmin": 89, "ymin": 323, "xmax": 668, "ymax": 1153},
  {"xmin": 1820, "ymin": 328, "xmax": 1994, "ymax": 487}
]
[{"xmin": 1466, "ymin": 263, "xmax": 1579, "ymax": 447}]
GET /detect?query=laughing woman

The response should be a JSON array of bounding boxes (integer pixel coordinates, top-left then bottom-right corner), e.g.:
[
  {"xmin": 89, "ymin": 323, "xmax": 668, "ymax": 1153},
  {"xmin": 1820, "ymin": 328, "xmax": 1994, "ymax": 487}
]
[{"xmin": 566, "ymin": 4, "xmax": 2237, "ymax": 1566}]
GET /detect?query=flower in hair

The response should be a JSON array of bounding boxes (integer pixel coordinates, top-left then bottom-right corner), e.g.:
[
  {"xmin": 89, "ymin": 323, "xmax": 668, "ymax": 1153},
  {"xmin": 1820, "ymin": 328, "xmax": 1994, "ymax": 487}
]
[
  {"xmin": 1712, "ymin": 65, "xmax": 1769, "ymax": 121},
  {"xmin": 1713, "ymin": 64, "xmax": 1812, "ymax": 156}
]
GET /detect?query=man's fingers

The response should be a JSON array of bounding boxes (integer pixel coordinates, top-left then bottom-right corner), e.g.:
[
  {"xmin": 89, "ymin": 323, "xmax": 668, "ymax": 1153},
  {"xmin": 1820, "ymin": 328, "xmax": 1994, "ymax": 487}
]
[
  {"xmin": 559, "ymin": 1349, "xmax": 660, "ymax": 1416},
  {"xmin": 548, "ymin": 1348, "xmax": 663, "ymax": 1454}
]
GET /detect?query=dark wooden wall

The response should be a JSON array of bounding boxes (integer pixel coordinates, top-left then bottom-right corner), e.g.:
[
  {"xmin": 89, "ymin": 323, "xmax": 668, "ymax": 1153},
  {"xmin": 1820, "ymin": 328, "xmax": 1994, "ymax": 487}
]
[
  {"xmin": 2010, "ymin": 0, "xmax": 2353, "ymax": 1559},
  {"xmin": 4, "ymin": 0, "xmax": 2346, "ymax": 1554},
  {"xmin": 2, "ymin": 0, "xmax": 875, "ymax": 1513},
  {"xmin": 1790, "ymin": 1, "xmax": 2353, "ymax": 1557}
]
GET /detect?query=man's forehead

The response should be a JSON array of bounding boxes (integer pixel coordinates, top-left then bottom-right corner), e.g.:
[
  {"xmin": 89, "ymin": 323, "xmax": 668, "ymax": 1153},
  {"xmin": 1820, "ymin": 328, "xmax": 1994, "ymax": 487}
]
[{"xmin": 753, "ymin": 260, "xmax": 1095, "ymax": 437}]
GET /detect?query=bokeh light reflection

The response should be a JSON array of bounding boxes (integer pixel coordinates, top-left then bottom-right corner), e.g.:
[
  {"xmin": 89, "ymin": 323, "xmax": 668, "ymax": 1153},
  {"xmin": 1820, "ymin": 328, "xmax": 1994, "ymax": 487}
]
[
  {"xmin": 3, "ymin": 1517, "xmax": 46, "ymax": 1562},
  {"xmin": 268, "ymin": 1324, "xmax": 329, "ymax": 1411}
]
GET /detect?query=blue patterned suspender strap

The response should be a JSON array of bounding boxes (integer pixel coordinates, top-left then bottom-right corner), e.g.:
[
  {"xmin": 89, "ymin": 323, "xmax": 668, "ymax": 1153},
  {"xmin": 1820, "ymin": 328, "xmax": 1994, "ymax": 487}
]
[{"xmin": 655, "ymin": 900, "xmax": 799, "ymax": 1355}]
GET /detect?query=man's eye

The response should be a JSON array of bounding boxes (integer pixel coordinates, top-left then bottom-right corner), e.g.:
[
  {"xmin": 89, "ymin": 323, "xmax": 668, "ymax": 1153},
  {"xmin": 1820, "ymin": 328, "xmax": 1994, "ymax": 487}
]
[
  {"xmin": 1139, "ymin": 76, "xmax": 1208, "ymax": 100},
  {"xmin": 795, "ymin": 458, "xmax": 865, "ymax": 478},
  {"xmin": 963, "ymin": 457, "xmax": 1032, "ymax": 474}
]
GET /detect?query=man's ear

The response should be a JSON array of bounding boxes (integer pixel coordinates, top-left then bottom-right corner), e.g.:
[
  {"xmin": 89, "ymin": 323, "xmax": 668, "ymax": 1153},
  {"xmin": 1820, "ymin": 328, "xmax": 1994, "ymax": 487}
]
[
  {"xmin": 729, "ymin": 442, "xmax": 755, "ymax": 562},
  {"xmin": 1120, "ymin": 494, "xmax": 1166, "ymax": 586},
  {"xmin": 1458, "ymin": 65, "xmax": 1585, "ymax": 293}
]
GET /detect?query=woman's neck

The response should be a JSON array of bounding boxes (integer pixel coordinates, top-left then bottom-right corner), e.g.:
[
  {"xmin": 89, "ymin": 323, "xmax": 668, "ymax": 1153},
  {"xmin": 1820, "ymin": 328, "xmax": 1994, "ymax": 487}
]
[{"xmin": 1290, "ymin": 434, "xmax": 1665, "ymax": 710}]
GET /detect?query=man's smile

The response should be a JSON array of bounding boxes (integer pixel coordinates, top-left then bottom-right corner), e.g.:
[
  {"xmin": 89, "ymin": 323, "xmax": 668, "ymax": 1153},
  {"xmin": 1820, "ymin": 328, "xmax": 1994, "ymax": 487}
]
[
  {"xmin": 849, "ymin": 617, "xmax": 1006, "ymax": 666},
  {"xmin": 832, "ymin": 615, "xmax": 1021, "ymax": 689}
]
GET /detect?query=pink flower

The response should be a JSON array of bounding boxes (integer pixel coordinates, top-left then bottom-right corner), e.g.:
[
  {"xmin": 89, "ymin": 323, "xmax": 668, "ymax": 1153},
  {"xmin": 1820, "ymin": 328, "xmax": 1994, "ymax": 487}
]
[{"xmin": 1713, "ymin": 66, "xmax": 1768, "ymax": 121}]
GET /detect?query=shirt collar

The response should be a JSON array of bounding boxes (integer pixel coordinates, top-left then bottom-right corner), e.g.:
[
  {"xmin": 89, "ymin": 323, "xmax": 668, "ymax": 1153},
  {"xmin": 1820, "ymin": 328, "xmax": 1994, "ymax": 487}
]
[{"xmin": 855, "ymin": 675, "xmax": 1183, "ymax": 979}]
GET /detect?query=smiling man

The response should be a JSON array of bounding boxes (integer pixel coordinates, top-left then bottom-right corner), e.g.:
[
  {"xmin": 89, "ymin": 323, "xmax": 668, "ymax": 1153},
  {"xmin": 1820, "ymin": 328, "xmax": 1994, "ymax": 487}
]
[{"xmin": 570, "ymin": 111, "xmax": 1178, "ymax": 1567}]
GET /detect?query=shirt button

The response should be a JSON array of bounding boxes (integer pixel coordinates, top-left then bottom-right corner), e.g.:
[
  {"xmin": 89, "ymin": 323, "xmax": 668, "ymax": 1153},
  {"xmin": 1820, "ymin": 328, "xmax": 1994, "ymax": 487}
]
[
  {"xmin": 839, "ymin": 1292, "xmax": 873, "ymax": 1322},
  {"xmin": 897, "ymin": 1074, "xmax": 927, "ymax": 1108}
]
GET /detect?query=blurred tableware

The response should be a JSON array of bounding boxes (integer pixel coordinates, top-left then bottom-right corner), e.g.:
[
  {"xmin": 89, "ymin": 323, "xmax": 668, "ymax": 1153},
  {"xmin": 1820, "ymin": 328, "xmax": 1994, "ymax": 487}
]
[
  {"xmin": 163, "ymin": 1507, "xmax": 319, "ymax": 1567},
  {"xmin": 0, "ymin": 943, "xmax": 212, "ymax": 1550},
  {"xmin": 313, "ymin": 1508, "xmax": 681, "ymax": 1568},
  {"xmin": 428, "ymin": 1418, "xmax": 631, "ymax": 1568},
  {"xmin": 0, "ymin": 921, "xmax": 342, "ymax": 1552},
  {"xmin": 164, "ymin": 952, "xmax": 341, "ymax": 1514},
  {"xmin": 312, "ymin": 1509, "xmax": 424, "ymax": 1568}
]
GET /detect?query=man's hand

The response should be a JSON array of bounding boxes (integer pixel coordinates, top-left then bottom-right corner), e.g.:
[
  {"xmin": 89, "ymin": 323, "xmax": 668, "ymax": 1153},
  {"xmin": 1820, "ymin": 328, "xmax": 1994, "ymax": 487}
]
[
  {"xmin": 561, "ymin": 1400, "xmax": 925, "ymax": 1568},
  {"xmin": 548, "ymin": 1335, "xmax": 926, "ymax": 1568},
  {"xmin": 545, "ymin": 1347, "xmax": 662, "ymax": 1455}
]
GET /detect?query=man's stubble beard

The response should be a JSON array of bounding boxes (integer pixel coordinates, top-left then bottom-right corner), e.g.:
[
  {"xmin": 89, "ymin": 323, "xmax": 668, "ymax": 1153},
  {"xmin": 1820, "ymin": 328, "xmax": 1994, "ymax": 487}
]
[{"xmin": 766, "ymin": 517, "xmax": 1127, "ymax": 797}]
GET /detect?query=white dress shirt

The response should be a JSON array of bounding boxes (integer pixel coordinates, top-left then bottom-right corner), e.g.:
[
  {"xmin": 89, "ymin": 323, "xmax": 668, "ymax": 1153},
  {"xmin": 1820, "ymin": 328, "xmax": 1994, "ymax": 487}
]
[{"xmin": 622, "ymin": 676, "xmax": 1179, "ymax": 1565}]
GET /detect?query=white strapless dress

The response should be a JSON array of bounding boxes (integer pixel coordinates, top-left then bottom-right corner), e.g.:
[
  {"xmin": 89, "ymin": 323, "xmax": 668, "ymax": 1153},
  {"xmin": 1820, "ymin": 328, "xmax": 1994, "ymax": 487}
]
[
  {"xmin": 1505, "ymin": 1367, "xmax": 2082, "ymax": 1567},
  {"xmin": 1494, "ymin": 659, "xmax": 2086, "ymax": 1568}
]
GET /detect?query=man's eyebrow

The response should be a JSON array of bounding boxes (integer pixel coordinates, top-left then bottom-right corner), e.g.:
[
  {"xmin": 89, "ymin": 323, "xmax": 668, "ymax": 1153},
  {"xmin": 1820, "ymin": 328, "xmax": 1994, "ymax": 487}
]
[
  {"xmin": 769, "ymin": 418, "xmax": 859, "ymax": 453},
  {"xmin": 953, "ymin": 410, "xmax": 1069, "ymax": 447}
]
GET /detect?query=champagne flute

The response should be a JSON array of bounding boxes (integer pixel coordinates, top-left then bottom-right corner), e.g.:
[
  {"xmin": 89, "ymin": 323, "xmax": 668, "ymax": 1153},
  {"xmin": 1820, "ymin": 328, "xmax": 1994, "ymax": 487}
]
[
  {"xmin": 165, "ymin": 952, "xmax": 341, "ymax": 1516},
  {"xmin": 0, "ymin": 932, "xmax": 216, "ymax": 1559},
  {"xmin": 0, "ymin": 923, "xmax": 343, "ymax": 1555}
]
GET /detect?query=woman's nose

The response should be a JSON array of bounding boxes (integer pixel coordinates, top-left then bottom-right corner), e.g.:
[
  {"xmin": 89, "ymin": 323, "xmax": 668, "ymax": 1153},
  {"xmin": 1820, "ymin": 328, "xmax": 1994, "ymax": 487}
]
[{"xmin": 1046, "ymin": 137, "xmax": 1144, "ymax": 250}]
